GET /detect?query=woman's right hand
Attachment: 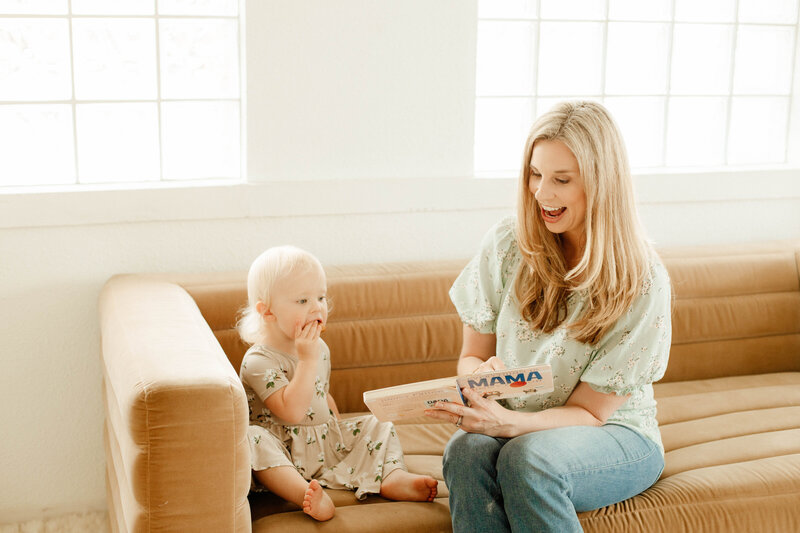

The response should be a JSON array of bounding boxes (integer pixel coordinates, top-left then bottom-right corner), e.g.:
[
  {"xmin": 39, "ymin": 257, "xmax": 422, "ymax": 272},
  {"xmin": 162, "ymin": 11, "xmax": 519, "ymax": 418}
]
[
  {"xmin": 294, "ymin": 320, "xmax": 322, "ymax": 363},
  {"xmin": 472, "ymin": 356, "xmax": 506, "ymax": 374}
]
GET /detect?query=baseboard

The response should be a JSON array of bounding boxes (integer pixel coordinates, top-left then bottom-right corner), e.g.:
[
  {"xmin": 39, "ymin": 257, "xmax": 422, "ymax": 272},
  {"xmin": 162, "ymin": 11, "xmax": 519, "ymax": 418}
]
[{"xmin": 0, "ymin": 511, "xmax": 109, "ymax": 533}]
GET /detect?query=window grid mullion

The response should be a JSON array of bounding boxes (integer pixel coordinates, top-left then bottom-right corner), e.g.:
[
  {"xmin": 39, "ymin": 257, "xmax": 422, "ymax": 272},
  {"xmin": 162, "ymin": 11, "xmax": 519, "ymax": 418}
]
[
  {"xmin": 783, "ymin": 16, "xmax": 800, "ymax": 164},
  {"xmin": 600, "ymin": 0, "xmax": 610, "ymax": 103},
  {"xmin": 67, "ymin": 0, "xmax": 79, "ymax": 184},
  {"xmin": 154, "ymin": 13, "xmax": 164, "ymax": 181},
  {"xmin": 661, "ymin": 0, "xmax": 677, "ymax": 168},
  {"xmin": 531, "ymin": 0, "xmax": 541, "ymax": 129},
  {"xmin": 723, "ymin": 0, "xmax": 742, "ymax": 167}
]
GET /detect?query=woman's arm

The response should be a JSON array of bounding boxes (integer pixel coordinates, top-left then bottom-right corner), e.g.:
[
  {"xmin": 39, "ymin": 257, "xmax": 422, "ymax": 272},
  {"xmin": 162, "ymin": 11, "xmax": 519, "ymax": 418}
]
[
  {"xmin": 427, "ymin": 381, "xmax": 629, "ymax": 438},
  {"xmin": 456, "ymin": 325, "xmax": 500, "ymax": 375}
]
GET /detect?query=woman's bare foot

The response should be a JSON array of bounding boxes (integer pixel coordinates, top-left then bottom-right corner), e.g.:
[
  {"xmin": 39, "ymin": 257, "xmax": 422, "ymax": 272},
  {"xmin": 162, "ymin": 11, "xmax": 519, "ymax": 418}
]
[
  {"xmin": 379, "ymin": 469, "xmax": 439, "ymax": 502},
  {"xmin": 302, "ymin": 480, "xmax": 335, "ymax": 521}
]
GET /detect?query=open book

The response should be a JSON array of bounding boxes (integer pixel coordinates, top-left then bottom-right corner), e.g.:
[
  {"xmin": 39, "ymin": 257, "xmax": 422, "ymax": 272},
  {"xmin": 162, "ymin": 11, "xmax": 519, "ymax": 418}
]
[{"xmin": 363, "ymin": 364, "xmax": 554, "ymax": 422}]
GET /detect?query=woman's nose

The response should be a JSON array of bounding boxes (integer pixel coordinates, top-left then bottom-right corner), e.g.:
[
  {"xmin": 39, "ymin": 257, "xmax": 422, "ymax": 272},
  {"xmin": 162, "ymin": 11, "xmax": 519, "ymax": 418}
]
[{"xmin": 533, "ymin": 180, "xmax": 551, "ymax": 202}]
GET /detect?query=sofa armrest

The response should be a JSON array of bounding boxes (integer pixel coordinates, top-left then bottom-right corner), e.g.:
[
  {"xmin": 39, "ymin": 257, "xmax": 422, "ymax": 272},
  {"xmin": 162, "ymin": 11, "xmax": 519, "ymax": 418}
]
[{"xmin": 99, "ymin": 275, "xmax": 251, "ymax": 532}]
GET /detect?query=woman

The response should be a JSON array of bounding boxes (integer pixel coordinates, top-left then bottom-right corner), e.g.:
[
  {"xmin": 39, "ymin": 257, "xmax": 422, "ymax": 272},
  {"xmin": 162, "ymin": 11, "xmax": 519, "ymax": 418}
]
[{"xmin": 425, "ymin": 101, "xmax": 671, "ymax": 532}]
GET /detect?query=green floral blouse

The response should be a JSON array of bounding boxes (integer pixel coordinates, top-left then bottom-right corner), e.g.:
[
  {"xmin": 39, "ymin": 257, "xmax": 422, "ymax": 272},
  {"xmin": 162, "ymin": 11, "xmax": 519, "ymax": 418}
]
[{"xmin": 450, "ymin": 216, "xmax": 672, "ymax": 451}]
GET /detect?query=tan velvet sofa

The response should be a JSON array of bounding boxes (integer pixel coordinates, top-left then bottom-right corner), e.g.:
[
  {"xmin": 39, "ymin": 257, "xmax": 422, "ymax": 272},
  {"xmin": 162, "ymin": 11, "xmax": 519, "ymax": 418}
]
[{"xmin": 99, "ymin": 240, "xmax": 800, "ymax": 532}]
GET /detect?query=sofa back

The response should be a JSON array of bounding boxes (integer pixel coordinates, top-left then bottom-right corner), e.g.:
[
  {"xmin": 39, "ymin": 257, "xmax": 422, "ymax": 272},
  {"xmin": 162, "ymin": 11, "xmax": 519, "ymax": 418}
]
[{"xmin": 181, "ymin": 242, "xmax": 800, "ymax": 413}]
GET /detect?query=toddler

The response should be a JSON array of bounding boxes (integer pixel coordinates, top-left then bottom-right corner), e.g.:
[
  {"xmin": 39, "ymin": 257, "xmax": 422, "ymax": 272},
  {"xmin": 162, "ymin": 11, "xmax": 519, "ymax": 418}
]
[{"xmin": 237, "ymin": 245, "xmax": 438, "ymax": 521}]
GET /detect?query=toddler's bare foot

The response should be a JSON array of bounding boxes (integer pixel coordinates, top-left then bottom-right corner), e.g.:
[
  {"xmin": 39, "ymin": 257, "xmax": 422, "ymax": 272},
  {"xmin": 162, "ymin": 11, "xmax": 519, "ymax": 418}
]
[
  {"xmin": 302, "ymin": 480, "xmax": 335, "ymax": 521},
  {"xmin": 380, "ymin": 469, "xmax": 439, "ymax": 502}
]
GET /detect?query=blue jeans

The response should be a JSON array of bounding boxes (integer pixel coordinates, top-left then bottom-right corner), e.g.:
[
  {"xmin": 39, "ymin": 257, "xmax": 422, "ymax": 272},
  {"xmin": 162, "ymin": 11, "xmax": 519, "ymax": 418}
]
[{"xmin": 442, "ymin": 424, "xmax": 663, "ymax": 533}]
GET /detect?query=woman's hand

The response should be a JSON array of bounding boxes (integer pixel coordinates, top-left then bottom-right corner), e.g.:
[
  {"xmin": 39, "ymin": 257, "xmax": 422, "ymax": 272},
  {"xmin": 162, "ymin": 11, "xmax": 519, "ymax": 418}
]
[
  {"xmin": 472, "ymin": 356, "xmax": 506, "ymax": 374},
  {"xmin": 425, "ymin": 387, "xmax": 521, "ymax": 438},
  {"xmin": 294, "ymin": 320, "xmax": 322, "ymax": 363}
]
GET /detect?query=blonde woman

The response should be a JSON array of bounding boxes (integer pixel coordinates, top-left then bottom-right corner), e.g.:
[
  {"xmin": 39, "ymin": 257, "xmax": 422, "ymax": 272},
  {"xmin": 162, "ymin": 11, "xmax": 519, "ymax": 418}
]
[{"xmin": 426, "ymin": 101, "xmax": 671, "ymax": 532}]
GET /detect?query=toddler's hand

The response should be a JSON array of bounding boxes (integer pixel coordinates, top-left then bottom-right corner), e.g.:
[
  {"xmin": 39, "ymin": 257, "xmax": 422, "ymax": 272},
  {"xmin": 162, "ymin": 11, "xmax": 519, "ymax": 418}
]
[{"xmin": 295, "ymin": 320, "xmax": 323, "ymax": 362}]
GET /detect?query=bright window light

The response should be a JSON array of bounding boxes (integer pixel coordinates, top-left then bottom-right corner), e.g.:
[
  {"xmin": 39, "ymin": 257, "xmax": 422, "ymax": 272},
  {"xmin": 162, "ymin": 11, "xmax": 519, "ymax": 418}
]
[
  {"xmin": 475, "ymin": 0, "xmax": 799, "ymax": 175},
  {"xmin": 0, "ymin": 0, "xmax": 242, "ymax": 188}
]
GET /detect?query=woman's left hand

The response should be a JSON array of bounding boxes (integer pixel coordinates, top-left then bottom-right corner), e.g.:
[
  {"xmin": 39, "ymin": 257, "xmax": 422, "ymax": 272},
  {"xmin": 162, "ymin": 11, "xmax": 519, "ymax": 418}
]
[{"xmin": 425, "ymin": 387, "xmax": 520, "ymax": 438}]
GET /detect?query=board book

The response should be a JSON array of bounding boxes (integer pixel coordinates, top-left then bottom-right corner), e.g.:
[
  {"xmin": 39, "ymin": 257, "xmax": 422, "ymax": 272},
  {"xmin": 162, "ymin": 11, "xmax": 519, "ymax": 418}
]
[{"xmin": 362, "ymin": 364, "xmax": 553, "ymax": 422}]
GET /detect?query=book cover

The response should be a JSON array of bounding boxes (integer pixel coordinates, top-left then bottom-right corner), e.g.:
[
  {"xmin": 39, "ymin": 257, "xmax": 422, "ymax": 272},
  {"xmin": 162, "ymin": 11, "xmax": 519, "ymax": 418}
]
[{"xmin": 363, "ymin": 364, "xmax": 553, "ymax": 422}]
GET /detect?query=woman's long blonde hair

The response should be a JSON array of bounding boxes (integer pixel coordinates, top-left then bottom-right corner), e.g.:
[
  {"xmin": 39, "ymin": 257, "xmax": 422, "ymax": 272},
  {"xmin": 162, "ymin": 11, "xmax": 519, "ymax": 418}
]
[{"xmin": 514, "ymin": 101, "xmax": 652, "ymax": 345}]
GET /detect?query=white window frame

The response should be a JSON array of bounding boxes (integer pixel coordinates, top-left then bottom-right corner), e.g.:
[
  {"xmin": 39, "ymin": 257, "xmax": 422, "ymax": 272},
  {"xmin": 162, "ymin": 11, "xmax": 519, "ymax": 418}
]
[
  {"xmin": 474, "ymin": 0, "xmax": 800, "ymax": 176},
  {"xmin": 0, "ymin": 3, "xmax": 245, "ymax": 187}
]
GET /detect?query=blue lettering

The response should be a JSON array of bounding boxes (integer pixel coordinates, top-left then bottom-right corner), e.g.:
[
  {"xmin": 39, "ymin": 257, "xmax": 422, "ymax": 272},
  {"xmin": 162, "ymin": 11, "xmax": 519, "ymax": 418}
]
[
  {"xmin": 467, "ymin": 377, "xmax": 488, "ymax": 388},
  {"xmin": 505, "ymin": 373, "xmax": 526, "ymax": 384},
  {"xmin": 527, "ymin": 371, "xmax": 542, "ymax": 381},
  {"xmin": 489, "ymin": 376, "xmax": 505, "ymax": 386}
]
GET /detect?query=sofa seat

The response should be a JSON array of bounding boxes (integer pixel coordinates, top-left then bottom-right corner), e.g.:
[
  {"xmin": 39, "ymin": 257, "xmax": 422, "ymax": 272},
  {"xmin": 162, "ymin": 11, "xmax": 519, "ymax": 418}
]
[{"xmin": 243, "ymin": 372, "xmax": 800, "ymax": 532}]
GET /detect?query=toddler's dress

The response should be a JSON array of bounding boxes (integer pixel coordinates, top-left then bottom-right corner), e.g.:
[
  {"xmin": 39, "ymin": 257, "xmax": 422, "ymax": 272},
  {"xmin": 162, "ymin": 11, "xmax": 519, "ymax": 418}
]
[{"xmin": 240, "ymin": 341, "xmax": 406, "ymax": 500}]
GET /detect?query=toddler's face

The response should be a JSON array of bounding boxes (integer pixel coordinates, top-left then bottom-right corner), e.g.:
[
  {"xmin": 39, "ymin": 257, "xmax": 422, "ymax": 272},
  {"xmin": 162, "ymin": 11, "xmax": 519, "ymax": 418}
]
[{"xmin": 268, "ymin": 265, "xmax": 328, "ymax": 339}]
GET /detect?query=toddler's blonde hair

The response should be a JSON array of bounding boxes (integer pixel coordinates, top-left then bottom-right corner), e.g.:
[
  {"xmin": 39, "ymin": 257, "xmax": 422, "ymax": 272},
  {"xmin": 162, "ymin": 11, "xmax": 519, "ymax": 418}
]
[{"xmin": 236, "ymin": 245, "xmax": 325, "ymax": 345}]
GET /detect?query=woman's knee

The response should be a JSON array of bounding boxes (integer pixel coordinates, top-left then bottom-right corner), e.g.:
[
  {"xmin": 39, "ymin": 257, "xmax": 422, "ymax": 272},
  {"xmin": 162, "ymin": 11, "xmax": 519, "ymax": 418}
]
[
  {"xmin": 443, "ymin": 431, "xmax": 504, "ymax": 475},
  {"xmin": 496, "ymin": 432, "xmax": 562, "ymax": 485}
]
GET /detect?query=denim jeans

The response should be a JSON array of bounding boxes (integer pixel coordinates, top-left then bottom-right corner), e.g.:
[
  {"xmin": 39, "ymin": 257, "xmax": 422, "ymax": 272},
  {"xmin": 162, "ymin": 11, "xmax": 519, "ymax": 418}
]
[{"xmin": 442, "ymin": 424, "xmax": 664, "ymax": 533}]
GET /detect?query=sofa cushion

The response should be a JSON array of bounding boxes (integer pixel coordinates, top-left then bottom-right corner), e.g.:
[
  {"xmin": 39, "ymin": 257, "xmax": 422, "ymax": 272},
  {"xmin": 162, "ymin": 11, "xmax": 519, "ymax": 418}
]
[{"xmin": 247, "ymin": 372, "xmax": 800, "ymax": 532}]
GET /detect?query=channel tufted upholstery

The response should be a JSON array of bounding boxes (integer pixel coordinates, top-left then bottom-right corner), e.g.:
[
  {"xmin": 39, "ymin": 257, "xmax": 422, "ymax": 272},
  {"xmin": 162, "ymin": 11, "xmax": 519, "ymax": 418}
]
[{"xmin": 99, "ymin": 241, "xmax": 800, "ymax": 532}]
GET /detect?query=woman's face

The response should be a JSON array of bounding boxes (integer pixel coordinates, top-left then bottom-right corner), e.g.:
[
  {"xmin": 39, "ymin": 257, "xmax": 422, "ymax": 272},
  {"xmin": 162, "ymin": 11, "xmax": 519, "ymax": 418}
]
[{"xmin": 528, "ymin": 139, "xmax": 587, "ymax": 246}]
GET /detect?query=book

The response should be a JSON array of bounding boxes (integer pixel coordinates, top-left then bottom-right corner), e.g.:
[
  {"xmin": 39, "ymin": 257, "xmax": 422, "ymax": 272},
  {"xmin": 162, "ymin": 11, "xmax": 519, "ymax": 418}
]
[{"xmin": 362, "ymin": 364, "xmax": 554, "ymax": 422}]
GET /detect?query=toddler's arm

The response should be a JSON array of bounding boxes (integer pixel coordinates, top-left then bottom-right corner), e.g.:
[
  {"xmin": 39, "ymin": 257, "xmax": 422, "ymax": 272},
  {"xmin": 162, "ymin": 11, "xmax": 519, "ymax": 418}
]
[{"xmin": 264, "ymin": 321, "xmax": 323, "ymax": 423}]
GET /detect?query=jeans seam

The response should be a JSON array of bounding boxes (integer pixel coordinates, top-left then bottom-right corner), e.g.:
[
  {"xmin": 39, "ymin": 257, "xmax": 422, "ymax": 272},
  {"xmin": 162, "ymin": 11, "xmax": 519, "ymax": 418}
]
[{"xmin": 560, "ymin": 435, "xmax": 661, "ymax": 479}]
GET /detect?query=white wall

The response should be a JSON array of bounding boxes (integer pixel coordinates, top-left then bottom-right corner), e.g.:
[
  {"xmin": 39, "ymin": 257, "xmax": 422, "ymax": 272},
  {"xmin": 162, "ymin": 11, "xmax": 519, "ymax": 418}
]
[{"xmin": 1, "ymin": 0, "xmax": 799, "ymax": 525}]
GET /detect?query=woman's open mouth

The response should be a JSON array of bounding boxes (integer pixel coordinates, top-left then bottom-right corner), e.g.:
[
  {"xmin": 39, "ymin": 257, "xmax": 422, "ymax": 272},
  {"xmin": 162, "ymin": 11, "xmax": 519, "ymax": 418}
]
[{"xmin": 541, "ymin": 205, "xmax": 567, "ymax": 222}]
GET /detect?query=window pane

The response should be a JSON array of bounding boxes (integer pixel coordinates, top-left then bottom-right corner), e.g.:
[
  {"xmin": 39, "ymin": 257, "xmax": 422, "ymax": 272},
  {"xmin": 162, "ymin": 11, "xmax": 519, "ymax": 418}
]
[
  {"xmin": 0, "ymin": 0, "xmax": 66, "ymax": 14},
  {"xmin": 72, "ymin": 0, "xmax": 154, "ymax": 15},
  {"xmin": 538, "ymin": 22, "xmax": 603, "ymax": 95},
  {"xmin": 738, "ymin": 0, "xmax": 798, "ymax": 24},
  {"xmin": 474, "ymin": 97, "xmax": 532, "ymax": 173},
  {"xmin": 476, "ymin": 21, "xmax": 536, "ymax": 96},
  {"xmin": 158, "ymin": 0, "xmax": 238, "ymax": 16},
  {"xmin": 0, "ymin": 104, "xmax": 74, "ymax": 186},
  {"xmin": 603, "ymin": 96, "xmax": 665, "ymax": 168},
  {"xmin": 665, "ymin": 97, "xmax": 727, "ymax": 166},
  {"xmin": 478, "ymin": 0, "xmax": 537, "ymax": 19},
  {"xmin": 606, "ymin": 23, "xmax": 669, "ymax": 95},
  {"xmin": 608, "ymin": 0, "xmax": 671, "ymax": 21},
  {"xmin": 161, "ymin": 101, "xmax": 240, "ymax": 180},
  {"xmin": 0, "ymin": 19, "xmax": 71, "ymax": 101},
  {"xmin": 76, "ymin": 103, "xmax": 160, "ymax": 183},
  {"xmin": 733, "ymin": 26, "xmax": 794, "ymax": 95},
  {"xmin": 670, "ymin": 24, "xmax": 733, "ymax": 95},
  {"xmin": 727, "ymin": 97, "xmax": 788, "ymax": 164},
  {"xmin": 159, "ymin": 19, "xmax": 239, "ymax": 99},
  {"xmin": 72, "ymin": 18, "xmax": 157, "ymax": 100},
  {"xmin": 674, "ymin": 0, "xmax": 736, "ymax": 23},
  {"xmin": 540, "ymin": 0, "xmax": 605, "ymax": 20}
]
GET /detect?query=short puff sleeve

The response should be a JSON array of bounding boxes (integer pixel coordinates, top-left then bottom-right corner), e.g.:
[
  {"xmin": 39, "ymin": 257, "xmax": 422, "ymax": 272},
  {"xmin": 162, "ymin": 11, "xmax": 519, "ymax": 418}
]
[
  {"xmin": 449, "ymin": 216, "xmax": 519, "ymax": 334},
  {"xmin": 580, "ymin": 260, "xmax": 672, "ymax": 396},
  {"xmin": 240, "ymin": 350, "xmax": 290, "ymax": 404}
]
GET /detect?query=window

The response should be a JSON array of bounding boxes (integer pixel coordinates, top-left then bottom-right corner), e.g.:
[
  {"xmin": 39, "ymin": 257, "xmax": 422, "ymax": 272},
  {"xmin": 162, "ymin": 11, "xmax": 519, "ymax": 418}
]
[
  {"xmin": 0, "ymin": 0, "xmax": 242, "ymax": 188},
  {"xmin": 475, "ymin": 0, "xmax": 799, "ymax": 175}
]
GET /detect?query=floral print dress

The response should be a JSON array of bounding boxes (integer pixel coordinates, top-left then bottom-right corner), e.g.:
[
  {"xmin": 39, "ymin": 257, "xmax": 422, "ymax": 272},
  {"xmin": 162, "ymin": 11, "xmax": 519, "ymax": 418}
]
[
  {"xmin": 450, "ymin": 216, "xmax": 672, "ymax": 451},
  {"xmin": 240, "ymin": 341, "xmax": 405, "ymax": 499}
]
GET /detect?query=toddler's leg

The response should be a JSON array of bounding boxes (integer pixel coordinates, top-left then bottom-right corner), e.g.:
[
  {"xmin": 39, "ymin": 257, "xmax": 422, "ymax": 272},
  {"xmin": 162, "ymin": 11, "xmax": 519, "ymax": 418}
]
[
  {"xmin": 254, "ymin": 466, "xmax": 335, "ymax": 521},
  {"xmin": 379, "ymin": 468, "xmax": 439, "ymax": 502}
]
